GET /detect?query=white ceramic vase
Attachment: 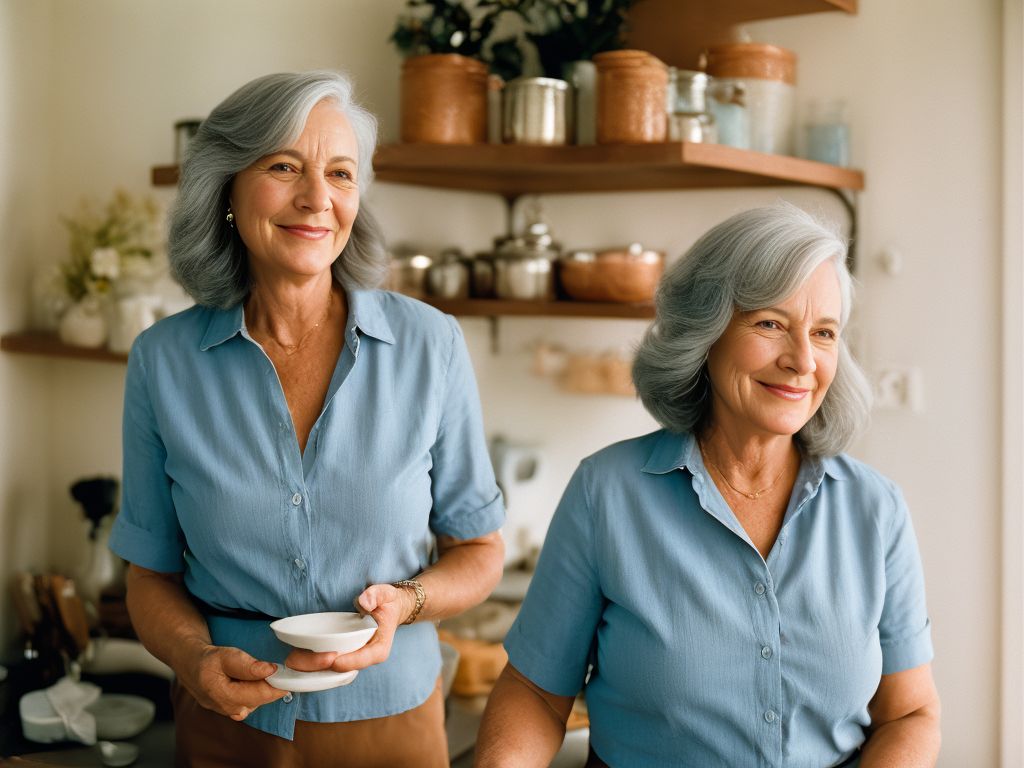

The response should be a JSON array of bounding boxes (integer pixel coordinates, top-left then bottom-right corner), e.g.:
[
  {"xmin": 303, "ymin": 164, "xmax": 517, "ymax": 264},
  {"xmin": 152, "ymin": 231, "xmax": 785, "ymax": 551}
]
[{"xmin": 58, "ymin": 295, "xmax": 108, "ymax": 348}]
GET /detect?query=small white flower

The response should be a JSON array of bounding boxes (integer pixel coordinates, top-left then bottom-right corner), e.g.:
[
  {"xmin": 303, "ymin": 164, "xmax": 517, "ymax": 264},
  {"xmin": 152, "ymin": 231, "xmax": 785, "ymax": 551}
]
[{"xmin": 90, "ymin": 247, "xmax": 120, "ymax": 280}]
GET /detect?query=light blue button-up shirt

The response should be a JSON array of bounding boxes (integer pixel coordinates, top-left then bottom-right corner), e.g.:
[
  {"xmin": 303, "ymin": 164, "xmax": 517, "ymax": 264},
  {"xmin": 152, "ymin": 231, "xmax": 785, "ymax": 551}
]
[
  {"xmin": 109, "ymin": 289, "xmax": 504, "ymax": 739},
  {"xmin": 505, "ymin": 430, "xmax": 932, "ymax": 768}
]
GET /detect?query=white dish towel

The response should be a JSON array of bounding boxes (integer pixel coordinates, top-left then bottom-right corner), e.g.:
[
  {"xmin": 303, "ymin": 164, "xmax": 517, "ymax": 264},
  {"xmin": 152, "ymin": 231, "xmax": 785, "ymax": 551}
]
[{"xmin": 44, "ymin": 676, "xmax": 102, "ymax": 744}]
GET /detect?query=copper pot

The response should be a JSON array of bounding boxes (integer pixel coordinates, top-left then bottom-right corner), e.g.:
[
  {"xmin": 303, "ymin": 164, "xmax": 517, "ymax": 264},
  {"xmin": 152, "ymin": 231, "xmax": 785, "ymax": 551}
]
[
  {"xmin": 400, "ymin": 54, "xmax": 488, "ymax": 144},
  {"xmin": 559, "ymin": 244, "xmax": 664, "ymax": 303}
]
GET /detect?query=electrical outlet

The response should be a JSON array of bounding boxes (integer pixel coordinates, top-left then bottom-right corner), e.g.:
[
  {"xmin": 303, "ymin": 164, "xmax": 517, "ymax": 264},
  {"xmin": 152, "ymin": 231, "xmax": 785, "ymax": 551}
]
[{"xmin": 875, "ymin": 367, "xmax": 924, "ymax": 412}]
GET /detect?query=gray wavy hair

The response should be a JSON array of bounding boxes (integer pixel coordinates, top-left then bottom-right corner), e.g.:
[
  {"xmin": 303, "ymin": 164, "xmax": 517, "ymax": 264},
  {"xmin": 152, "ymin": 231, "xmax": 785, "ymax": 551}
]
[
  {"xmin": 632, "ymin": 203, "xmax": 872, "ymax": 457},
  {"xmin": 168, "ymin": 70, "xmax": 388, "ymax": 308}
]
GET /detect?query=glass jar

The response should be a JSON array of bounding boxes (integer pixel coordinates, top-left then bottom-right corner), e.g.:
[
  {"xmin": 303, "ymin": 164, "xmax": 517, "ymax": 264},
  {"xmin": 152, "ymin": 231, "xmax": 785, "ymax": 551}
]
[
  {"xmin": 705, "ymin": 43, "xmax": 797, "ymax": 155},
  {"xmin": 594, "ymin": 50, "xmax": 669, "ymax": 144},
  {"xmin": 667, "ymin": 68, "xmax": 717, "ymax": 143}
]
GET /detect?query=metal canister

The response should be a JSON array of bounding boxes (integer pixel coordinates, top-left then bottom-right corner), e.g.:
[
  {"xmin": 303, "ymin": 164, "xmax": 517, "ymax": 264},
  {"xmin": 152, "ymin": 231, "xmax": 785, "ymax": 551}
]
[
  {"xmin": 493, "ymin": 221, "xmax": 561, "ymax": 300},
  {"xmin": 502, "ymin": 77, "xmax": 571, "ymax": 145},
  {"xmin": 426, "ymin": 249, "xmax": 470, "ymax": 299}
]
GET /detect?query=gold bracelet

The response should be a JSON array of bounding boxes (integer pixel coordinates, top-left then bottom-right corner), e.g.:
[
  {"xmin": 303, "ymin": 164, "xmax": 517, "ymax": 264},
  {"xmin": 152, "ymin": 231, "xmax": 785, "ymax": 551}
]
[{"xmin": 392, "ymin": 579, "xmax": 426, "ymax": 625}]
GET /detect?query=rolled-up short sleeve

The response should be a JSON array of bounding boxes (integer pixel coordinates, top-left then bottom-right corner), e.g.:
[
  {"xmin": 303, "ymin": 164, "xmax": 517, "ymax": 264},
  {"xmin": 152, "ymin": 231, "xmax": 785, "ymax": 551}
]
[
  {"xmin": 108, "ymin": 338, "xmax": 185, "ymax": 573},
  {"xmin": 504, "ymin": 461, "xmax": 604, "ymax": 697},
  {"xmin": 878, "ymin": 485, "xmax": 933, "ymax": 674},
  {"xmin": 427, "ymin": 315, "xmax": 504, "ymax": 539}
]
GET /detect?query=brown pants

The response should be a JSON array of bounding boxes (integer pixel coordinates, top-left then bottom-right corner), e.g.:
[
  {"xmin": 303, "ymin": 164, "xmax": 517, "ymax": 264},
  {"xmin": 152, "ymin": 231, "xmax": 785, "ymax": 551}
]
[{"xmin": 172, "ymin": 677, "xmax": 448, "ymax": 768}]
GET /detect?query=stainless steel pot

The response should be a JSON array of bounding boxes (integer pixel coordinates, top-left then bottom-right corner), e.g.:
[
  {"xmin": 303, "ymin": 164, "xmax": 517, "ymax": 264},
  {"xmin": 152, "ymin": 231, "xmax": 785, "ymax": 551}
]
[
  {"xmin": 493, "ymin": 221, "xmax": 560, "ymax": 300},
  {"xmin": 426, "ymin": 249, "xmax": 469, "ymax": 299},
  {"xmin": 387, "ymin": 248, "xmax": 433, "ymax": 298}
]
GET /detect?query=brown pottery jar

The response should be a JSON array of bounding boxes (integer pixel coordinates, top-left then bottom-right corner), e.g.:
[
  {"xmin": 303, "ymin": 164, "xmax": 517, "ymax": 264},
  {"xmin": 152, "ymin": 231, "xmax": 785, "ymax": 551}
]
[
  {"xmin": 594, "ymin": 50, "xmax": 669, "ymax": 144},
  {"xmin": 400, "ymin": 54, "xmax": 488, "ymax": 144}
]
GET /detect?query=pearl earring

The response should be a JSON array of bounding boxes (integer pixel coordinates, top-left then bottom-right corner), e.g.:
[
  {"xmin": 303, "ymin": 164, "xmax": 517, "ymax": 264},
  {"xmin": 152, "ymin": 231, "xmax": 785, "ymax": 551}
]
[{"xmin": 226, "ymin": 208, "xmax": 235, "ymax": 227}]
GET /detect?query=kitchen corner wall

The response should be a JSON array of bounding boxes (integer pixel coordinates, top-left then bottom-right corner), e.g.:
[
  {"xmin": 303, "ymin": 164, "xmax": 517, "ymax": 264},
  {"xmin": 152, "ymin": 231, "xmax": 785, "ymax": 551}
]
[
  {"xmin": 0, "ymin": 0, "xmax": 1003, "ymax": 764},
  {"xmin": 0, "ymin": 1, "xmax": 58, "ymax": 645}
]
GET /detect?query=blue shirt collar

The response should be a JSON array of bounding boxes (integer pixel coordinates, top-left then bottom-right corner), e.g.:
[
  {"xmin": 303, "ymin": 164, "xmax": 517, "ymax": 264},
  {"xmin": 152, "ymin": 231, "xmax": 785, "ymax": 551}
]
[
  {"xmin": 640, "ymin": 430, "xmax": 845, "ymax": 482},
  {"xmin": 198, "ymin": 288, "xmax": 396, "ymax": 352}
]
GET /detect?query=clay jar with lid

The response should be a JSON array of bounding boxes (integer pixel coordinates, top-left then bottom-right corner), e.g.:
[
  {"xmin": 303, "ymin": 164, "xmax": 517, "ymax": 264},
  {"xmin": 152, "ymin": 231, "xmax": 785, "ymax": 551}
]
[
  {"xmin": 704, "ymin": 43, "xmax": 797, "ymax": 155},
  {"xmin": 594, "ymin": 50, "xmax": 669, "ymax": 144},
  {"xmin": 401, "ymin": 54, "xmax": 488, "ymax": 144}
]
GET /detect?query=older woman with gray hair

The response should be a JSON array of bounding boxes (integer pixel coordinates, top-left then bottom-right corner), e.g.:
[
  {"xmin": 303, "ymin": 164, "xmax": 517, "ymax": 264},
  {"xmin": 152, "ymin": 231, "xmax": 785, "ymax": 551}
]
[
  {"xmin": 109, "ymin": 70, "xmax": 504, "ymax": 766},
  {"xmin": 476, "ymin": 204, "xmax": 939, "ymax": 768}
]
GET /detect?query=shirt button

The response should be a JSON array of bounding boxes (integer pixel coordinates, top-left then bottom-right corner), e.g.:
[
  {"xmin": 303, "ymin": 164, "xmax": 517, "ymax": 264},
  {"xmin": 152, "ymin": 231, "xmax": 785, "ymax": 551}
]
[
  {"xmin": 754, "ymin": 582, "xmax": 767, "ymax": 595},
  {"xmin": 291, "ymin": 493, "xmax": 302, "ymax": 506},
  {"xmin": 761, "ymin": 645, "xmax": 773, "ymax": 660},
  {"xmin": 282, "ymin": 693, "xmax": 293, "ymax": 703},
  {"xmin": 294, "ymin": 558, "xmax": 305, "ymax": 569},
  {"xmin": 764, "ymin": 709, "xmax": 777, "ymax": 723}
]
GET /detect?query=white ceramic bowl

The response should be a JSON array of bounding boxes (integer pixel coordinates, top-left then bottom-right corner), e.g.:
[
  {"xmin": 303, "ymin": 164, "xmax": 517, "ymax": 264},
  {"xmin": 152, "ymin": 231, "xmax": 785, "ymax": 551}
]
[{"xmin": 270, "ymin": 611, "xmax": 377, "ymax": 654}]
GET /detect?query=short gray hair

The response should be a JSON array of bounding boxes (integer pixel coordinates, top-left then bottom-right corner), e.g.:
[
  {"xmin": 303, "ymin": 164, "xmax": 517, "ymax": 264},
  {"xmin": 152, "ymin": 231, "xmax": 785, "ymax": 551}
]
[
  {"xmin": 168, "ymin": 70, "xmax": 388, "ymax": 308},
  {"xmin": 632, "ymin": 203, "xmax": 872, "ymax": 457}
]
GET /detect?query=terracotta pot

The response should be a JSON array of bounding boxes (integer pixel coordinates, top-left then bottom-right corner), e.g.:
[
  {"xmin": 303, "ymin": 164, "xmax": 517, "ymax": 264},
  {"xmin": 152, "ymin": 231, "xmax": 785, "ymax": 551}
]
[
  {"xmin": 594, "ymin": 50, "xmax": 669, "ymax": 144},
  {"xmin": 400, "ymin": 54, "xmax": 488, "ymax": 144}
]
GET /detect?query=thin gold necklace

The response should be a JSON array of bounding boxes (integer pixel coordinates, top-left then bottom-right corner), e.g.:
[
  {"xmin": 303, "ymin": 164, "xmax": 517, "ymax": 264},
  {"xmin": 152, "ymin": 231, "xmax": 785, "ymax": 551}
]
[
  {"xmin": 700, "ymin": 444, "xmax": 788, "ymax": 501},
  {"xmin": 262, "ymin": 293, "xmax": 333, "ymax": 357}
]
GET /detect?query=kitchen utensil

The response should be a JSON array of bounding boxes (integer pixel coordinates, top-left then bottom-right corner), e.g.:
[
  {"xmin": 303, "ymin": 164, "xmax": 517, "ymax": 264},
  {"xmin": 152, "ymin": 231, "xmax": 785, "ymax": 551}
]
[
  {"xmin": 269, "ymin": 611, "xmax": 377, "ymax": 654},
  {"xmin": 493, "ymin": 221, "xmax": 560, "ymax": 301},
  {"xmin": 558, "ymin": 244, "xmax": 665, "ymax": 303},
  {"xmin": 594, "ymin": 50, "xmax": 669, "ymax": 144},
  {"xmin": 667, "ymin": 69, "xmax": 717, "ymax": 143},
  {"xmin": 563, "ymin": 60, "xmax": 597, "ymax": 145},
  {"xmin": 708, "ymin": 80, "xmax": 750, "ymax": 149},
  {"xmin": 803, "ymin": 99, "xmax": 850, "ymax": 166},
  {"xmin": 50, "ymin": 576, "xmax": 91, "ymax": 659},
  {"xmin": 266, "ymin": 664, "xmax": 358, "ymax": 693},
  {"xmin": 266, "ymin": 612, "xmax": 376, "ymax": 693},
  {"xmin": 11, "ymin": 571, "xmax": 42, "ymax": 637},
  {"xmin": 704, "ymin": 43, "xmax": 797, "ymax": 155},
  {"xmin": 502, "ymin": 77, "xmax": 571, "ymax": 145},
  {"xmin": 469, "ymin": 250, "xmax": 498, "ymax": 298},
  {"xmin": 400, "ymin": 54, "xmax": 488, "ymax": 144},
  {"xmin": 425, "ymin": 249, "xmax": 470, "ymax": 299},
  {"xmin": 20, "ymin": 686, "xmax": 153, "ymax": 743},
  {"xmin": 99, "ymin": 740, "xmax": 139, "ymax": 767},
  {"xmin": 387, "ymin": 248, "xmax": 433, "ymax": 298}
]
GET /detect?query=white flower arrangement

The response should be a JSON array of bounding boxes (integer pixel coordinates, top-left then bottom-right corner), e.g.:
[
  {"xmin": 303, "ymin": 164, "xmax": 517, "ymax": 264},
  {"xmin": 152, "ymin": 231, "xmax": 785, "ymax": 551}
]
[{"xmin": 60, "ymin": 190, "xmax": 162, "ymax": 302}]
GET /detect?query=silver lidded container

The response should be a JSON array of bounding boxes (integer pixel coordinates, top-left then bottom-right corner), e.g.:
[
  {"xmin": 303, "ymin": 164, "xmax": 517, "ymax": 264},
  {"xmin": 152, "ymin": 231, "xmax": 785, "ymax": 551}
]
[
  {"xmin": 493, "ymin": 221, "xmax": 561, "ymax": 300},
  {"xmin": 502, "ymin": 77, "xmax": 572, "ymax": 145},
  {"xmin": 425, "ymin": 248, "xmax": 470, "ymax": 299},
  {"xmin": 667, "ymin": 69, "xmax": 717, "ymax": 143}
]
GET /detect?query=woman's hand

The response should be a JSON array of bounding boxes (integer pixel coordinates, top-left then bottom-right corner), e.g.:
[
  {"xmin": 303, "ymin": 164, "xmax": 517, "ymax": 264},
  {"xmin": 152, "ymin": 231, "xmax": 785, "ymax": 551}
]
[
  {"xmin": 180, "ymin": 643, "xmax": 289, "ymax": 721},
  {"xmin": 284, "ymin": 583, "xmax": 415, "ymax": 674}
]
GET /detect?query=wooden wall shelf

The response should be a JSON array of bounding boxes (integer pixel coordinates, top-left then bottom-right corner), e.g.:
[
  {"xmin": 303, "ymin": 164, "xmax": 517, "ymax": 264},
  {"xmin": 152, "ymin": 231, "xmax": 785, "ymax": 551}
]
[
  {"xmin": 374, "ymin": 143, "xmax": 863, "ymax": 196},
  {"xmin": 420, "ymin": 298, "xmax": 655, "ymax": 319},
  {"xmin": 628, "ymin": 0, "xmax": 857, "ymax": 69},
  {"xmin": 1, "ymin": 332, "xmax": 129, "ymax": 364},
  {"xmin": 154, "ymin": 144, "xmax": 863, "ymax": 196},
  {"xmin": 1, "ymin": 300, "xmax": 654, "ymax": 364}
]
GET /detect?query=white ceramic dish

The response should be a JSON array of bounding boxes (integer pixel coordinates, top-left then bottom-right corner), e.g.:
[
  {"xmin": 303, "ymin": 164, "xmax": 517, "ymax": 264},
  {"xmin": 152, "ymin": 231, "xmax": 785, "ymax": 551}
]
[
  {"xmin": 19, "ymin": 690, "xmax": 155, "ymax": 743},
  {"xmin": 270, "ymin": 611, "xmax": 377, "ymax": 654},
  {"xmin": 266, "ymin": 664, "xmax": 359, "ymax": 693},
  {"xmin": 267, "ymin": 611, "xmax": 377, "ymax": 692}
]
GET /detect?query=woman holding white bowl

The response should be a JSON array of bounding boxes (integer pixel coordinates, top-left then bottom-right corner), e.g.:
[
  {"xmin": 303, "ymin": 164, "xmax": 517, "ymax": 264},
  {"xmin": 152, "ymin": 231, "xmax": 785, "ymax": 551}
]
[{"xmin": 110, "ymin": 70, "xmax": 504, "ymax": 766}]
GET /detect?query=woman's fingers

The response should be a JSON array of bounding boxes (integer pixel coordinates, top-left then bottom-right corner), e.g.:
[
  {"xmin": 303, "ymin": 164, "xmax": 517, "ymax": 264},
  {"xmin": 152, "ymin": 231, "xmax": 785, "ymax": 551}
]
[
  {"xmin": 217, "ymin": 647, "xmax": 277, "ymax": 681},
  {"xmin": 192, "ymin": 646, "xmax": 287, "ymax": 719},
  {"xmin": 283, "ymin": 648, "xmax": 339, "ymax": 672}
]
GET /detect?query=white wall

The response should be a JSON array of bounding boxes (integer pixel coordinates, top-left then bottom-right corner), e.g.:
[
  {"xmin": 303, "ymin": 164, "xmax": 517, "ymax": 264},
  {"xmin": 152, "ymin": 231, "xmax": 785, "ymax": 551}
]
[
  {"xmin": 0, "ymin": 0, "xmax": 57, "ymax": 644},
  {"xmin": 0, "ymin": 0, "xmax": 1003, "ymax": 763}
]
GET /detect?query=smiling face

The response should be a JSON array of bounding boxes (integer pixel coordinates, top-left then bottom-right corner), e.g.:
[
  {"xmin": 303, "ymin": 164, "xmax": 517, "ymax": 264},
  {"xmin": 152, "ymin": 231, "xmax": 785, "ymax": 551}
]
[
  {"xmin": 229, "ymin": 100, "xmax": 360, "ymax": 286},
  {"xmin": 705, "ymin": 260, "xmax": 843, "ymax": 441}
]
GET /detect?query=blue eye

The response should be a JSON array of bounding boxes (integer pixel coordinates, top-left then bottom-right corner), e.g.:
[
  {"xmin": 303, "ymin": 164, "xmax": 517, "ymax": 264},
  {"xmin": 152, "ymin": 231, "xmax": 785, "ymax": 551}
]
[
  {"xmin": 815, "ymin": 329, "xmax": 837, "ymax": 340},
  {"xmin": 756, "ymin": 320, "xmax": 780, "ymax": 330},
  {"xmin": 269, "ymin": 162, "xmax": 296, "ymax": 173}
]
